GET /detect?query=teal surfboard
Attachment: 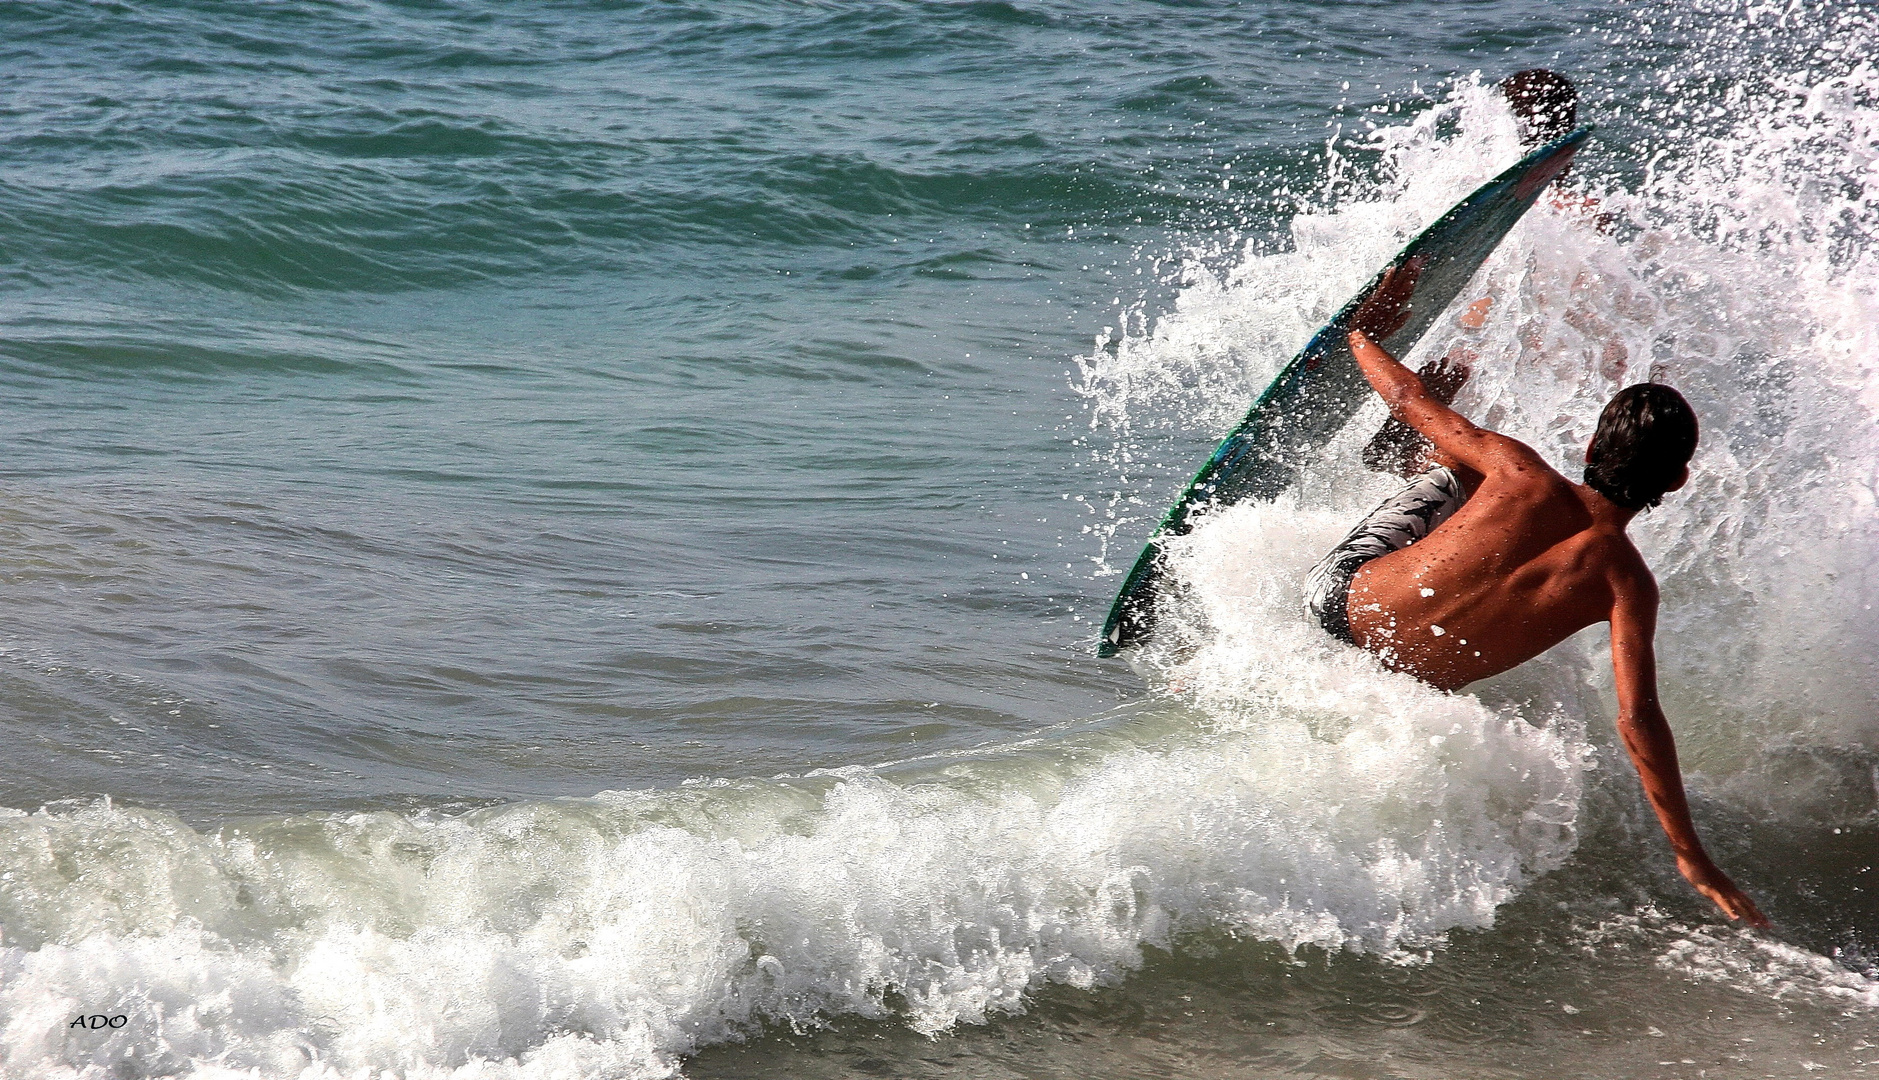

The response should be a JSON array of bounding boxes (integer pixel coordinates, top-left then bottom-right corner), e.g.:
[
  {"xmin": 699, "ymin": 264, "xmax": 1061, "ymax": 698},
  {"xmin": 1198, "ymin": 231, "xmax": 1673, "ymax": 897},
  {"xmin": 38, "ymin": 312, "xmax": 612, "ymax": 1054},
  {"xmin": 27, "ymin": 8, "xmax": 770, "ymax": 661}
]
[{"xmin": 1097, "ymin": 127, "xmax": 1590, "ymax": 658}]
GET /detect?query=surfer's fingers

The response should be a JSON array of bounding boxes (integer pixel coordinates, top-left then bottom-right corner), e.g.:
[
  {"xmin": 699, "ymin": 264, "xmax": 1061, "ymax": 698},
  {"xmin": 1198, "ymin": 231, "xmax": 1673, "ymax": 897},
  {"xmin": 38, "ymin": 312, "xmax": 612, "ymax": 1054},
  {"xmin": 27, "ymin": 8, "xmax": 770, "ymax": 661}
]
[
  {"xmin": 1352, "ymin": 270, "xmax": 1418, "ymax": 338},
  {"xmin": 1733, "ymin": 904, "xmax": 1772, "ymax": 930},
  {"xmin": 1377, "ymin": 255, "xmax": 1427, "ymax": 301},
  {"xmin": 1705, "ymin": 881, "xmax": 1771, "ymax": 929},
  {"xmin": 1734, "ymin": 896, "xmax": 1772, "ymax": 929},
  {"xmin": 1377, "ymin": 260, "xmax": 1420, "ymax": 300}
]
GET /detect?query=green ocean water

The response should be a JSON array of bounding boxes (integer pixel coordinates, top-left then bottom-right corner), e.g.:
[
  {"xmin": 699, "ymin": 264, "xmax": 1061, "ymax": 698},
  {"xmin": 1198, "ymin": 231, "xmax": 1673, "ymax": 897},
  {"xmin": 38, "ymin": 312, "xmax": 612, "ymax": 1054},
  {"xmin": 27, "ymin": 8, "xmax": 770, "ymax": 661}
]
[{"xmin": 3, "ymin": 1, "xmax": 1878, "ymax": 1077}]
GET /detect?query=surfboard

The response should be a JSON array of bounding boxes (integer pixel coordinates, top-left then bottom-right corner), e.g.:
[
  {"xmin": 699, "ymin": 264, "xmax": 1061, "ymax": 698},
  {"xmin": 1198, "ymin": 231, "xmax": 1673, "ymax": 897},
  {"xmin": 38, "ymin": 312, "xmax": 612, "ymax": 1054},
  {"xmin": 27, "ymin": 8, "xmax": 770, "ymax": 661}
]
[{"xmin": 1097, "ymin": 127, "xmax": 1591, "ymax": 658}]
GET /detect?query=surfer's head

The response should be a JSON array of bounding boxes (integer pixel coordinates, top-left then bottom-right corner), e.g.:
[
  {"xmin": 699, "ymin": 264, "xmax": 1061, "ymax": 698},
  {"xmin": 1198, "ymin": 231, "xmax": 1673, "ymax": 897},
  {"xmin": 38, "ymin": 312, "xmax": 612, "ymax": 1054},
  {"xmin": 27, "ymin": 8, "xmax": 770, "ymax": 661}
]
[
  {"xmin": 1584, "ymin": 384, "xmax": 1698, "ymax": 511},
  {"xmin": 1499, "ymin": 68, "xmax": 1577, "ymax": 146}
]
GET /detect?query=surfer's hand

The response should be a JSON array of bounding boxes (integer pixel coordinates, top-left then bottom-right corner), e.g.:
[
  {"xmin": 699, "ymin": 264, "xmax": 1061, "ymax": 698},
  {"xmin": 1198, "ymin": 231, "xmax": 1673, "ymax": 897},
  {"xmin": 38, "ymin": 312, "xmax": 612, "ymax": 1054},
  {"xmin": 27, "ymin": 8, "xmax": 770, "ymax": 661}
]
[
  {"xmin": 1679, "ymin": 854, "xmax": 1770, "ymax": 929},
  {"xmin": 1349, "ymin": 256, "xmax": 1425, "ymax": 341}
]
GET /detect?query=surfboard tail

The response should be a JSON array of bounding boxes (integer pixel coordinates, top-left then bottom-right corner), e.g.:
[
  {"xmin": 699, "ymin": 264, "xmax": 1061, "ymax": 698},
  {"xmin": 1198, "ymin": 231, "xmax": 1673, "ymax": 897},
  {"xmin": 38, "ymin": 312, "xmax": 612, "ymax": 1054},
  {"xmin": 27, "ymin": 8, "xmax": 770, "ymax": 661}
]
[{"xmin": 1097, "ymin": 539, "xmax": 1165, "ymax": 657}]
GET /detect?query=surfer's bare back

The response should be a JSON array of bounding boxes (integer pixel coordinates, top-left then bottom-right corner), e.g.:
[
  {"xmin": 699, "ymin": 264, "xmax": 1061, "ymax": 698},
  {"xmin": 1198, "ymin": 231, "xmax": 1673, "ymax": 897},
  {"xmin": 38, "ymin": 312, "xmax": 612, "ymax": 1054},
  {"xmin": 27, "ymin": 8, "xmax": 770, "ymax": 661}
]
[{"xmin": 1303, "ymin": 264, "xmax": 1768, "ymax": 927}]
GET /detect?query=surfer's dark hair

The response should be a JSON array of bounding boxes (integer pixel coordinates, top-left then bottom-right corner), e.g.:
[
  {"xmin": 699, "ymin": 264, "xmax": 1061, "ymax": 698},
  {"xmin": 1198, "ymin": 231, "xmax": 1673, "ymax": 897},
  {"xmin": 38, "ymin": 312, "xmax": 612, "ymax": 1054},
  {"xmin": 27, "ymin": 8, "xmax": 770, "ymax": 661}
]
[
  {"xmin": 1584, "ymin": 384, "xmax": 1698, "ymax": 511},
  {"xmin": 1500, "ymin": 68, "xmax": 1578, "ymax": 145}
]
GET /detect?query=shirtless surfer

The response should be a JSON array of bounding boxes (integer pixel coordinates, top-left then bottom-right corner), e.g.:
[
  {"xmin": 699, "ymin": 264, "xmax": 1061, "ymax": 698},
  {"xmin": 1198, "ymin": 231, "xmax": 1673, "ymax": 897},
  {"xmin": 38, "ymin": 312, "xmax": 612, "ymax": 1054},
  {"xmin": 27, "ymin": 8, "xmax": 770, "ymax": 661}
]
[{"xmin": 1305, "ymin": 262, "xmax": 1769, "ymax": 927}]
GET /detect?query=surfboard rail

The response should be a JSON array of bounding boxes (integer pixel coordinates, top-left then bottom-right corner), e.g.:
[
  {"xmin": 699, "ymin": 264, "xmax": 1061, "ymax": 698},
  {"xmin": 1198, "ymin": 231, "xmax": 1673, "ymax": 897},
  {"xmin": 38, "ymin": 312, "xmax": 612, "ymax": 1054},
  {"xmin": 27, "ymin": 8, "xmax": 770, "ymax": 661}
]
[{"xmin": 1097, "ymin": 127, "xmax": 1592, "ymax": 658}]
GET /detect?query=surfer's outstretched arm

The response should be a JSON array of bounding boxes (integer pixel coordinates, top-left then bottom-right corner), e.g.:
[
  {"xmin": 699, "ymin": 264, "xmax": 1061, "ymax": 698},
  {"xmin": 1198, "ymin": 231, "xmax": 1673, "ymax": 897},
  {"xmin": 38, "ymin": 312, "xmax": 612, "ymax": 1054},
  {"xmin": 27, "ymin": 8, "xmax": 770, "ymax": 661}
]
[
  {"xmin": 1610, "ymin": 571, "xmax": 1770, "ymax": 928},
  {"xmin": 1347, "ymin": 329, "xmax": 1534, "ymax": 480}
]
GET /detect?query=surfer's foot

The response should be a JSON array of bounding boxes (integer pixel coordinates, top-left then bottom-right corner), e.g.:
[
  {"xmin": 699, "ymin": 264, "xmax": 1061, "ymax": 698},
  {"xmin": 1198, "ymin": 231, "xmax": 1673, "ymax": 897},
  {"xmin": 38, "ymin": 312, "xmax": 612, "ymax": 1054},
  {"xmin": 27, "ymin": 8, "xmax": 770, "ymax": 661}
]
[
  {"xmin": 1361, "ymin": 351, "xmax": 1473, "ymax": 477},
  {"xmin": 1419, "ymin": 348, "xmax": 1473, "ymax": 402}
]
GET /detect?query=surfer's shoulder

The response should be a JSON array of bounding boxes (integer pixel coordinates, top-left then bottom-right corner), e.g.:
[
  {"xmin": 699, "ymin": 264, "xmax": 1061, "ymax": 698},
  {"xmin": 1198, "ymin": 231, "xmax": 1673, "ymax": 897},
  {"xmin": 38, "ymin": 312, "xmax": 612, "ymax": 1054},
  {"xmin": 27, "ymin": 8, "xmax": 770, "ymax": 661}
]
[
  {"xmin": 1474, "ymin": 429, "xmax": 1558, "ymax": 480},
  {"xmin": 1592, "ymin": 525, "xmax": 1655, "ymax": 603}
]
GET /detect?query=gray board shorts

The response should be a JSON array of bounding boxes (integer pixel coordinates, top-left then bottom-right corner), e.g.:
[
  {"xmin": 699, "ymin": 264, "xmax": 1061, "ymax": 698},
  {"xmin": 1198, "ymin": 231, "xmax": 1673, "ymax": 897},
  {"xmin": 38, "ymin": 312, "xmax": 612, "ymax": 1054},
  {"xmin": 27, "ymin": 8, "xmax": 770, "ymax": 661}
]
[{"xmin": 1303, "ymin": 466, "xmax": 1470, "ymax": 645}]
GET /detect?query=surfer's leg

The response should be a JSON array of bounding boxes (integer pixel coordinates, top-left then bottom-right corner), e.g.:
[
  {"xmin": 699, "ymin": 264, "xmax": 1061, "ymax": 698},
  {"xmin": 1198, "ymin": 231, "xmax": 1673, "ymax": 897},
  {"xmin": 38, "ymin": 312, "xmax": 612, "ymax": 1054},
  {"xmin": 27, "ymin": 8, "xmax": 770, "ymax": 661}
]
[
  {"xmin": 1304, "ymin": 466, "xmax": 1470, "ymax": 643},
  {"xmin": 1361, "ymin": 349, "xmax": 1474, "ymax": 477}
]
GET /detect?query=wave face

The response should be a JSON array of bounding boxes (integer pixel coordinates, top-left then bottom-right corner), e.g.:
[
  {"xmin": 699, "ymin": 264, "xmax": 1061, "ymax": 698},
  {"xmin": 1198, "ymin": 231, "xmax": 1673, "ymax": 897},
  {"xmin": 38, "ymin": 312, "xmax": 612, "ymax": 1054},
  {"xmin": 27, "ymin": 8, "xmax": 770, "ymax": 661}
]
[{"xmin": 3, "ymin": 0, "xmax": 1879, "ymax": 1078}]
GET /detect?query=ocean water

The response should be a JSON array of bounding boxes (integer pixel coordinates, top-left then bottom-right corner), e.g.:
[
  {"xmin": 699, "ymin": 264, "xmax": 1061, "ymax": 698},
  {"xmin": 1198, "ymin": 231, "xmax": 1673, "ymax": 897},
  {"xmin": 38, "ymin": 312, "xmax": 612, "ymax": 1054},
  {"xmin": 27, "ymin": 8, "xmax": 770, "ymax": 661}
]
[{"xmin": 2, "ymin": 0, "xmax": 1877, "ymax": 1077}]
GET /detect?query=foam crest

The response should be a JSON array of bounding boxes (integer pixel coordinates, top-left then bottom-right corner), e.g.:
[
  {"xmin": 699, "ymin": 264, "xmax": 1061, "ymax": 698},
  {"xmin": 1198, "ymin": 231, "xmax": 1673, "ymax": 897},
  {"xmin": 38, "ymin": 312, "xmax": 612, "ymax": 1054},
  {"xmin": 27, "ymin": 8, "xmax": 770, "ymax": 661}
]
[{"xmin": 0, "ymin": 672, "xmax": 1586, "ymax": 1078}]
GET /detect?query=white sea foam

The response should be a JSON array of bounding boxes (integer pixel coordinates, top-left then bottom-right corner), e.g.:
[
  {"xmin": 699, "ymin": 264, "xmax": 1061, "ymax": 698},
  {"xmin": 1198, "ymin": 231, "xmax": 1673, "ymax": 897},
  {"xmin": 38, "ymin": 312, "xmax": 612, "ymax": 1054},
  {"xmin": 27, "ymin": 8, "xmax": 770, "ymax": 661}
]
[
  {"xmin": 1661, "ymin": 926, "xmax": 1879, "ymax": 1010},
  {"xmin": 0, "ymin": 688, "xmax": 1583, "ymax": 1079},
  {"xmin": 1573, "ymin": 905, "xmax": 1879, "ymax": 1011}
]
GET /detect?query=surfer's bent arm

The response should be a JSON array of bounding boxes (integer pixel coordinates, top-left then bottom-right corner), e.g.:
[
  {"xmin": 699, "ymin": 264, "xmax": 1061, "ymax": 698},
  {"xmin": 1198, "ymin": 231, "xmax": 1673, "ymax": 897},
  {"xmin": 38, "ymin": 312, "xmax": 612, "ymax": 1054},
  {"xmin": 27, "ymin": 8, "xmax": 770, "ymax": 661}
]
[
  {"xmin": 1347, "ymin": 329, "xmax": 1527, "ymax": 475},
  {"xmin": 1609, "ymin": 572, "xmax": 1769, "ymax": 928}
]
